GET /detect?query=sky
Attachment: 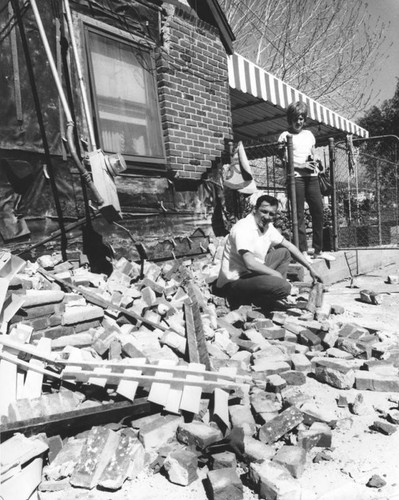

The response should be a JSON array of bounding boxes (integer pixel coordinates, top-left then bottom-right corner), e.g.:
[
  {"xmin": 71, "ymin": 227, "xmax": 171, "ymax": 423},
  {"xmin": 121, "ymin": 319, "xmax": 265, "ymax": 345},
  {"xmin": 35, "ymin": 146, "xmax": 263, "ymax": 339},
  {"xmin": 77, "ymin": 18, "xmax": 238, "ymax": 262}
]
[{"xmin": 364, "ymin": 0, "xmax": 399, "ymax": 106}]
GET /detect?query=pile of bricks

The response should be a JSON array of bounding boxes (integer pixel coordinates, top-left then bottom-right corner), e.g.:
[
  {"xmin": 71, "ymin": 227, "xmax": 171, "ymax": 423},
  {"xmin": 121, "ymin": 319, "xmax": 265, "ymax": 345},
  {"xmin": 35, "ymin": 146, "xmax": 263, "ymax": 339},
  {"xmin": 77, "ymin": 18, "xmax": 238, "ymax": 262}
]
[{"xmin": 1, "ymin": 245, "xmax": 399, "ymax": 499}]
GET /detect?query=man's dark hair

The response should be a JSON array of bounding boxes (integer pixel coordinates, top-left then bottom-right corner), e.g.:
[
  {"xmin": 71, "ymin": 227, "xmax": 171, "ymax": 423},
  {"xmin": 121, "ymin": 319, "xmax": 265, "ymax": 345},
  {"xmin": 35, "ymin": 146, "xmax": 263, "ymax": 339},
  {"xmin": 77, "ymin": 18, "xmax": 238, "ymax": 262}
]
[
  {"xmin": 287, "ymin": 101, "xmax": 308, "ymax": 124},
  {"xmin": 255, "ymin": 194, "xmax": 279, "ymax": 209}
]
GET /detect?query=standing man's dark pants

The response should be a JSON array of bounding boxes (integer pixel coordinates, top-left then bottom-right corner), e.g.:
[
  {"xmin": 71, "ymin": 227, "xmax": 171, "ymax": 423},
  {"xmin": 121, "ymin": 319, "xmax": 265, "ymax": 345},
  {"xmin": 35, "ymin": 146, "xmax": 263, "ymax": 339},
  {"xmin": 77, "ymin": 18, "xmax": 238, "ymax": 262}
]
[
  {"xmin": 294, "ymin": 176, "xmax": 324, "ymax": 254},
  {"xmin": 222, "ymin": 247, "xmax": 291, "ymax": 309}
]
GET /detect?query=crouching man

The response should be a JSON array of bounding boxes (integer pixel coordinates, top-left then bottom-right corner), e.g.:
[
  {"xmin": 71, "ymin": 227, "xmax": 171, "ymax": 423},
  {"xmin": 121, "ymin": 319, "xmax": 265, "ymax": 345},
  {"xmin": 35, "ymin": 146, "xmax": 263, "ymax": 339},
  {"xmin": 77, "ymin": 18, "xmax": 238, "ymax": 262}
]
[{"xmin": 216, "ymin": 194, "xmax": 323, "ymax": 309}]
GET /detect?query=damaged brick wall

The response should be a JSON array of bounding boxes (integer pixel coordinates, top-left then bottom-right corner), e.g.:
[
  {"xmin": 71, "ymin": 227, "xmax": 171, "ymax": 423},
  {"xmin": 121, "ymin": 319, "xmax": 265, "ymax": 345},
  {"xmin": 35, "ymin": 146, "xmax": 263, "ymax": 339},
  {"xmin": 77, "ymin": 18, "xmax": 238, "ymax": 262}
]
[{"xmin": 159, "ymin": 3, "xmax": 233, "ymax": 180}]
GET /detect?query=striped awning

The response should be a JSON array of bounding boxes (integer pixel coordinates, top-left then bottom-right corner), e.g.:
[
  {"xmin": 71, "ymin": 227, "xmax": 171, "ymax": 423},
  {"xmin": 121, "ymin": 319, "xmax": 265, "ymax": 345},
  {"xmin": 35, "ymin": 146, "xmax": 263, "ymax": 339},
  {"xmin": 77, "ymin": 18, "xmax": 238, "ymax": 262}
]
[{"xmin": 228, "ymin": 53, "xmax": 368, "ymax": 145}]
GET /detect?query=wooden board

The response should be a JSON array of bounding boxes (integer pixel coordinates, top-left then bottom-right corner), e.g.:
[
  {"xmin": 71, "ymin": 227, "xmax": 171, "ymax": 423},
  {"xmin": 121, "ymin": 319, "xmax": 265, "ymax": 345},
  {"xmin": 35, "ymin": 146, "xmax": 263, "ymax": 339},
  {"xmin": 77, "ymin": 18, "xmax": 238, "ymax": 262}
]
[{"xmin": 179, "ymin": 362, "xmax": 205, "ymax": 414}]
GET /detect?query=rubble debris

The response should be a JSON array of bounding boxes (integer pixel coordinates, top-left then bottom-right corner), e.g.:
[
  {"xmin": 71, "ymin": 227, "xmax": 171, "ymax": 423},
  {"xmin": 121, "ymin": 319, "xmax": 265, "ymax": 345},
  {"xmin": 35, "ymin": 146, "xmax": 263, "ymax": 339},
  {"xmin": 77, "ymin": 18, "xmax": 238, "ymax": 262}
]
[
  {"xmin": 359, "ymin": 289, "xmax": 382, "ymax": 305},
  {"xmin": 1, "ymin": 245, "xmax": 399, "ymax": 499},
  {"xmin": 366, "ymin": 474, "xmax": 387, "ymax": 488}
]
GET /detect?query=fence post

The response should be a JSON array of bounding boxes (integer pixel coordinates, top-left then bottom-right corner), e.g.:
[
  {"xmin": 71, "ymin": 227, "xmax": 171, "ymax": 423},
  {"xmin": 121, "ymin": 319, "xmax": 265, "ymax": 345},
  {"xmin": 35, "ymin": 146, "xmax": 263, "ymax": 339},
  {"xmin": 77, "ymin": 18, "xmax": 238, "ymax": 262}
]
[
  {"xmin": 376, "ymin": 159, "xmax": 382, "ymax": 245},
  {"xmin": 287, "ymin": 135, "xmax": 299, "ymax": 247},
  {"xmin": 328, "ymin": 138, "xmax": 338, "ymax": 251}
]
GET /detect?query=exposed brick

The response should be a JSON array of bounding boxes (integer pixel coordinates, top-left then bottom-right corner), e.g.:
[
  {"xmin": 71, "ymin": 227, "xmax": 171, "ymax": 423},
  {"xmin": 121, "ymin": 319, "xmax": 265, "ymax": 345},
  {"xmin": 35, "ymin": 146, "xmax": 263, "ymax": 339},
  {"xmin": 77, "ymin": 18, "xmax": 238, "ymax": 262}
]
[
  {"xmin": 207, "ymin": 468, "xmax": 243, "ymax": 500},
  {"xmin": 272, "ymin": 445, "xmax": 307, "ymax": 478}
]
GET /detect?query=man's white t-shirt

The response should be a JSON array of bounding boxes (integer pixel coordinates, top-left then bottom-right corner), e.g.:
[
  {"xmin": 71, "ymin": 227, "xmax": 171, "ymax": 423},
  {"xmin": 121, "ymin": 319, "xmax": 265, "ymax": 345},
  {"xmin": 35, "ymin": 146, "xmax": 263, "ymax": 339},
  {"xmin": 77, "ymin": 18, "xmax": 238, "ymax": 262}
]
[{"xmin": 216, "ymin": 213, "xmax": 284, "ymax": 288}]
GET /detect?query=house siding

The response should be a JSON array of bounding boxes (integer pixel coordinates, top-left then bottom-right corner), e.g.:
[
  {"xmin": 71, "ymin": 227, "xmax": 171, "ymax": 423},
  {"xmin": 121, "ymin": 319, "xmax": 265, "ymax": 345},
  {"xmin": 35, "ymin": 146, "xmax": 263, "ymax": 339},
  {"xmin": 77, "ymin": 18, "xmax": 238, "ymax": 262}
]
[
  {"xmin": 158, "ymin": 4, "xmax": 232, "ymax": 180},
  {"xmin": 0, "ymin": 0, "xmax": 233, "ymax": 260}
]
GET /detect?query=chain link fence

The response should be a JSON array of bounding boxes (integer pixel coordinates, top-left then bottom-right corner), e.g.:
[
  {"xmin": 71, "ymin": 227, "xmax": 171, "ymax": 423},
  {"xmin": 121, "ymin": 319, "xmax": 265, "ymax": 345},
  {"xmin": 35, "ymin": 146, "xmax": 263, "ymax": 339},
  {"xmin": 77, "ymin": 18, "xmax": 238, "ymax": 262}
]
[{"xmin": 333, "ymin": 136, "xmax": 399, "ymax": 249}]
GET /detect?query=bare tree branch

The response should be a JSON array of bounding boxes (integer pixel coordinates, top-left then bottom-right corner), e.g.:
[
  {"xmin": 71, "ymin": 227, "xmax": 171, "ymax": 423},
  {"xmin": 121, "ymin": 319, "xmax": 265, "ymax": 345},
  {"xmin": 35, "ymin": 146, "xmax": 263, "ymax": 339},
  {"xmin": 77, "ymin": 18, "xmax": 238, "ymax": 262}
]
[{"xmin": 219, "ymin": 0, "xmax": 389, "ymax": 118}]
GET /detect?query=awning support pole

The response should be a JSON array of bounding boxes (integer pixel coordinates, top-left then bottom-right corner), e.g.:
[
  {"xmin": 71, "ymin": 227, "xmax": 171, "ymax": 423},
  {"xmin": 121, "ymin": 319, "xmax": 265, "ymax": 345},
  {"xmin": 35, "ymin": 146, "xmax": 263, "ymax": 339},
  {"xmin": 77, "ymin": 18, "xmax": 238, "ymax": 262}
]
[
  {"xmin": 329, "ymin": 138, "xmax": 338, "ymax": 251},
  {"xmin": 287, "ymin": 134, "xmax": 299, "ymax": 247}
]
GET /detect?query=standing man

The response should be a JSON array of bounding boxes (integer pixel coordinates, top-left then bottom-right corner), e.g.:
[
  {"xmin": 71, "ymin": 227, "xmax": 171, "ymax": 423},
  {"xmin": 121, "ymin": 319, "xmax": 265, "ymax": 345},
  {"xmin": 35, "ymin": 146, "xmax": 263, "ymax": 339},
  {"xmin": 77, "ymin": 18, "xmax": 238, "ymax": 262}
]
[{"xmin": 216, "ymin": 194, "xmax": 323, "ymax": 309}]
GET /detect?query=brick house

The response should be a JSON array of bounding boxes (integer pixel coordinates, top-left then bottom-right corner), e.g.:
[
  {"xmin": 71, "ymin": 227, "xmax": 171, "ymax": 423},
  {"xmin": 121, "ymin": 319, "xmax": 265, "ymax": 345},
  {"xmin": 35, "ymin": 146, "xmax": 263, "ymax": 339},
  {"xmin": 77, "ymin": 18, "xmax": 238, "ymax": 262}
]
[{"xmin": 0, "ymin": 0, "xmax": 235, "ymax": 265}]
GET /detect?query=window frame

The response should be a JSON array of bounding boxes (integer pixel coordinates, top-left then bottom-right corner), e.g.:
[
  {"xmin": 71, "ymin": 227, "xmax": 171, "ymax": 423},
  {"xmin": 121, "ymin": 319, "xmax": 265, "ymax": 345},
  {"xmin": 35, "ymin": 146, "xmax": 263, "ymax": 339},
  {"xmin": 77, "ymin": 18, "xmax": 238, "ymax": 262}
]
[{"xmin": 80, "ymin": 15, "xmax": 166, "ymax": 173}]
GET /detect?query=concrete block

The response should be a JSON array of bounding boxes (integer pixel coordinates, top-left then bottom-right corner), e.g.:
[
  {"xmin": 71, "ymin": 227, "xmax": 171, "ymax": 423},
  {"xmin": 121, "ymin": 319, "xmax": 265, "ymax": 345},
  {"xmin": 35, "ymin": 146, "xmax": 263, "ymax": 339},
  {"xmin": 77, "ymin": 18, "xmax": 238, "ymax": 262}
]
[
  {"xmin": 177, "ymin": 421, "xmax": 223, "ymax": 449},
  {"xmin": 207, "ymin": 467, "xmax": 243, "ymax": 500},
  {"xmin": 272, "ymin": 445, "xmax": 307, "ymax": 478}
]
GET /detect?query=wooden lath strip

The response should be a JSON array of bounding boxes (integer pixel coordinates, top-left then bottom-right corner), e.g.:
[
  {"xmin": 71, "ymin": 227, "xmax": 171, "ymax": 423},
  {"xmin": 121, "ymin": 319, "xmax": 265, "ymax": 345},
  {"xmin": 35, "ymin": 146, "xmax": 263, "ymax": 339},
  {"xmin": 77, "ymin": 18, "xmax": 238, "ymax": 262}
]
[{"xmin": 62, "ymin": 369, "xmax": 246, "ymax": 391}]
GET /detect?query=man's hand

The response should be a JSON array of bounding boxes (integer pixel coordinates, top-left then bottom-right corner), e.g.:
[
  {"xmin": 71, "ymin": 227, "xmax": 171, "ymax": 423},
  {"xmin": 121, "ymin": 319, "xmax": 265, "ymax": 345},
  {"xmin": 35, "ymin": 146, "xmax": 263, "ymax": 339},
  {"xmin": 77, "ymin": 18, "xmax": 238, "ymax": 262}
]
[{"xmin": 309, "ymin": 267, "xmax": 323, "ymax": 283}]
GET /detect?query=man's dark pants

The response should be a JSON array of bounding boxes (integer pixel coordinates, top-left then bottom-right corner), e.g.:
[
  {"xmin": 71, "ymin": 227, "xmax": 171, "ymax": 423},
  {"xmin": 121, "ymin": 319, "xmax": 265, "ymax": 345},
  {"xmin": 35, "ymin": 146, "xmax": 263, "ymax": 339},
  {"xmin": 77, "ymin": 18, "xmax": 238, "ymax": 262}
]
[{"xmin": 221, "ymin": 247, "xmax": 291, "ymax": 309}]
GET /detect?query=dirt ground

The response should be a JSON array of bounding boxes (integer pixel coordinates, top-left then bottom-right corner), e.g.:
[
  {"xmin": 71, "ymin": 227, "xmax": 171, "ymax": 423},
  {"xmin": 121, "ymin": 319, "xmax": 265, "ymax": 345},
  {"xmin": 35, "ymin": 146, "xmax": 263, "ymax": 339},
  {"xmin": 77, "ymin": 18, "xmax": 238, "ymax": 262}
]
[{"xmin": 39, "ymin": 262, "xmax": 399, "ymax": 500}]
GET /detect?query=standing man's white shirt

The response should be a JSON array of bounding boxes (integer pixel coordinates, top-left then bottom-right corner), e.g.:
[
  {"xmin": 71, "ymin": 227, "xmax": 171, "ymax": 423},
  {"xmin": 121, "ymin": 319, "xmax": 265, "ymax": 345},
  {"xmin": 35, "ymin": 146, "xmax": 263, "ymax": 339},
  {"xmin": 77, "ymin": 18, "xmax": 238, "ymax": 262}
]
[{"xmin": 216, "ymin": 212, "xmax": 284, "ymax": 288}]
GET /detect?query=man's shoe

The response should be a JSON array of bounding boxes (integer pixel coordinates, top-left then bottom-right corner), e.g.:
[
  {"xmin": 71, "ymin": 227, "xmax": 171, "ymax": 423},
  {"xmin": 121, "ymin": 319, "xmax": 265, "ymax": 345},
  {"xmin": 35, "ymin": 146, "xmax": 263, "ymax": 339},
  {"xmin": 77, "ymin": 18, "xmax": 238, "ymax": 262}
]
[{"xmin": 313, "ymin": 251, "xmax": 336, "ymax": 262}]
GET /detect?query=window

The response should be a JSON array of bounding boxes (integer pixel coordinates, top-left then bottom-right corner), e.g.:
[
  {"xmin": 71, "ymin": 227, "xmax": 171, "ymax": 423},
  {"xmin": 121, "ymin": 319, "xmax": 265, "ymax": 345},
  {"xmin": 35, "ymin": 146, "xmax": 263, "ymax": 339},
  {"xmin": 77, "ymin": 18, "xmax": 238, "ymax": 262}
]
[{"xmin": 85, "ymin": 27, "xmax": 165, "ymax": 167}]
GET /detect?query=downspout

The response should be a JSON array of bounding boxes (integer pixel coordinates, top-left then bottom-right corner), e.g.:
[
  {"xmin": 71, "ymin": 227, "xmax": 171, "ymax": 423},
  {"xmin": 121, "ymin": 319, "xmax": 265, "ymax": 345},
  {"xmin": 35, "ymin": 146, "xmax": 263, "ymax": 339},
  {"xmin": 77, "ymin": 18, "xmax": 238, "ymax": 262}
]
[
  {"xmin": 63, "ymin": 0, "xmax": 97, "ymax": 151},
  {"xmin": 28, "ymin": 0, "xmax": 103, "ymax": 205}
]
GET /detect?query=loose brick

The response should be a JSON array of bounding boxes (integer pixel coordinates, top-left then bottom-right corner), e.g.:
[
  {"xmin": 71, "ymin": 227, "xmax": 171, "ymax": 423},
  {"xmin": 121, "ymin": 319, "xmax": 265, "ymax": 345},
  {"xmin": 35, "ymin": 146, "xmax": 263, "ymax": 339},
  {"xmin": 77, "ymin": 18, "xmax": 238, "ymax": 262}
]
[
  {"xmin": 207, "ymin": 467, "xmax": 243, "ymax": 500},
  {"xmin": 298, "ymin": 422, "xmax": 332, "ymax": 451},
  {"xmin": 163, "ymin": 449, "xmax": 198, "ymax": 486},
  {"xmin": 210, "ymin": 451, "xmax": 237, "ymax": 470},
  {"xmin": 177, "ymin": 421, "xmax": 223, "ymax": 449},
  {"xmin": 250, "ymin": 391, "xmax": 281, "ymax": 424},
  {"xmin": 258, "ymin": 406, "xmax": 304, "ymax": 444},
  {"xmin": 70, "ymin": 427, "xmax": 120, "ymax": 489},
  {"xmin": 21, "ymin": 290, "xmax": 65, "ymax": 307},
  {"xmin": 280, "ymin": 370, "xmax": 307, "ymax": 386},
  {"xmin": 266, "ymin": 374, "xmax": 287, "ymax": 392},
  {"xmin": 314, "ymin": 358, "xmax": 356, "ymax": 389},
  {"xmin": 355, "ymin": 371, "xmax": 399, "ymax": 392},
  {"xmin": 229, "ymin": 405, "xmax": 257, "ymax": 436},
  {"xmin": 250, "ymin": 460, "xmax": 302, "ymax": 500},
  {"xmin": 299, "ymin": 402, "xmax": 337, "ymax": 427},
  {"xmin": 138, "ymin": 415, "xmax": 181, "ymax": 450},
  {"xmin": 272, "ymin": 445, "xmax": 307, "ymax": 478},
  {"xmin": 98, "ymin": 429, "xmax": 144, "ymax": 490},
  {"xmin": 290, "ymin": 353, "xmax": 311, "ymax": 372},
  {"xmin": 371, "ymin": 420, "xmax": 397, "ymax": 435},
  {"xmin": 242, "ymin": 436, "xmax": 275, "ymax": 463},
  {"xmin": 62, "ymin": 305, "xmax": 104, "ymax": 326}
]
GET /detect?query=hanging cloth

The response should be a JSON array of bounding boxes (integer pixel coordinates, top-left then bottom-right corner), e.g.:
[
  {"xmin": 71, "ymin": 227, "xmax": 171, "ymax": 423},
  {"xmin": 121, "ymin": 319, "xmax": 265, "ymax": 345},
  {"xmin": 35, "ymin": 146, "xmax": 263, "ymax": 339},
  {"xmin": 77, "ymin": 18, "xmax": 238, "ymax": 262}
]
[{"xmin": 222, "ymin": 141, "xmax": 257, "ymax": 194}]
